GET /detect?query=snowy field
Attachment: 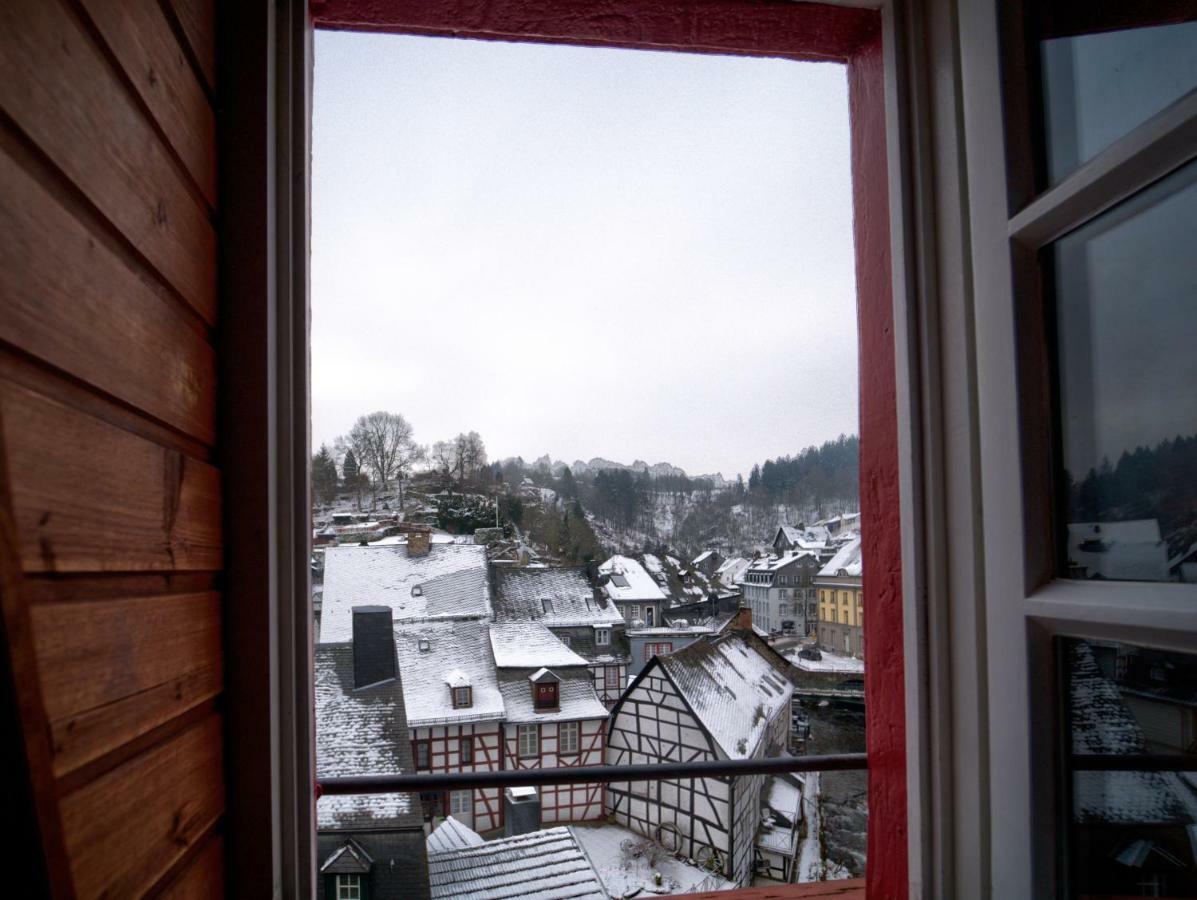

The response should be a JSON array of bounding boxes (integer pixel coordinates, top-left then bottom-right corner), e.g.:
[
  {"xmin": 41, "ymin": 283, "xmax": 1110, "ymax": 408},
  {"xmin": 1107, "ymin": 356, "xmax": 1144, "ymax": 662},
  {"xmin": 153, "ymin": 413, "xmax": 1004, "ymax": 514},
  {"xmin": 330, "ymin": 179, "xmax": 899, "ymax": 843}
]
[{"xmin": 569, "ymin": 823, "xmax": 736, "ymax": 896}]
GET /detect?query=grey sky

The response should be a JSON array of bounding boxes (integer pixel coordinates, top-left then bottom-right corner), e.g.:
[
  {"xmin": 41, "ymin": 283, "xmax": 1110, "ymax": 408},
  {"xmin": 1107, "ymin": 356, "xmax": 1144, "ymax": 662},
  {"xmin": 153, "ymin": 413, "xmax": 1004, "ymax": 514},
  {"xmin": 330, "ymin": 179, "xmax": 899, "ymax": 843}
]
[{"xmin": 312, "ymin": 31, "xmax": 857, "ymax": 480}]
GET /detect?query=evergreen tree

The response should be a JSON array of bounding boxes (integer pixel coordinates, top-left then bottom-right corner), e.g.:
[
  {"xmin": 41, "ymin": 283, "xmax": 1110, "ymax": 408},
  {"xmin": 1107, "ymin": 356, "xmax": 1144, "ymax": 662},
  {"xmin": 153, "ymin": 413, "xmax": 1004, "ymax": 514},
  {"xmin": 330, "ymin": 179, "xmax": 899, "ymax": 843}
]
[{"xmin": 312, "ymin": 444, "xmax": 339, "ymax": 505}]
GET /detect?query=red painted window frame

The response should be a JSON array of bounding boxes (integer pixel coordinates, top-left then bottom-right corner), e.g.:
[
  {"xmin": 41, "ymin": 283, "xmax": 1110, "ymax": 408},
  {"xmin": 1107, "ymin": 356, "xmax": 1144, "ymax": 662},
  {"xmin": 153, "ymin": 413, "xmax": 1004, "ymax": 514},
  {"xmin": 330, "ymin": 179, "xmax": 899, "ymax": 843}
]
[{"xmin": 308, "ymin": 3, "xmax": 905, "ymax": 896}]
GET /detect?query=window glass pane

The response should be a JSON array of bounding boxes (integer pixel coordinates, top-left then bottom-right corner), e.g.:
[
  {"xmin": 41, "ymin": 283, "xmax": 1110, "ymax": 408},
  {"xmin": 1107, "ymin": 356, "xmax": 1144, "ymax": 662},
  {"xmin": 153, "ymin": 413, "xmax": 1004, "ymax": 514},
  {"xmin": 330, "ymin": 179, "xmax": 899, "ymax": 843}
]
[
  {"xmin": 1039, "ymin": 18, "xmax": 1197, "ymax": 183},
  {"xmin": 1053, "ymin": 160, "xmax": 1197, "ymax": 583},
  {"xmin": 1063, "ymin": 639, "xmax": 1197, "ymax": 898}
]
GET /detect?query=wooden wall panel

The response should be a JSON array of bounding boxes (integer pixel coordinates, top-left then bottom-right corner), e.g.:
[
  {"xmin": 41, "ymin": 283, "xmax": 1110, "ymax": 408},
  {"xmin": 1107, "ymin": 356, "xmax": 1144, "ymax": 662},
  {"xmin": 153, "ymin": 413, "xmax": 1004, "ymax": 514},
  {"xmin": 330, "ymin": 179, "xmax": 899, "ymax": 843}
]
[
  {"xmin": 0, "ymin": 0, "xmax": 224, "ymax": 895},
  {"xmin": 0, "ymin": 0, "xmax": 217, "ymax": 323},
  {"xmin": 60, "ymin": 715, "xmax": 224, "ymax": 898}
]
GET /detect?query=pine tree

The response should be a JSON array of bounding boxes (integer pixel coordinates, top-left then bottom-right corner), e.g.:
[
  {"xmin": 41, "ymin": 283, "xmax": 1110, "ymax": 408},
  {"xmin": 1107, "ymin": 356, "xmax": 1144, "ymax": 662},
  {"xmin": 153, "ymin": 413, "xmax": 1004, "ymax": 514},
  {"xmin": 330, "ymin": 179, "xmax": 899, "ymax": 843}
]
[{"xmin": 312, "ymin": 445, "xmax": 339, "ymax": 505}]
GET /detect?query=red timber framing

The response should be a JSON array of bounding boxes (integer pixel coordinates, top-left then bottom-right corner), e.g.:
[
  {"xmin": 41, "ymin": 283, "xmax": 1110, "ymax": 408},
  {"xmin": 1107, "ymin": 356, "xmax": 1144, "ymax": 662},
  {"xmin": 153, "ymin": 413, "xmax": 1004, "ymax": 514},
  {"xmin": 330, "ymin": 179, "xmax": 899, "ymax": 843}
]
[
  {"xmin": 591, "ymin": 662, "xmax": 627, "ymax": 709},
  {"xmin": 502, "ymin": 719, "xmax": 607, "ymax": 823},
  {"xmin": 308, "ymin": 1, "xmax": 904, "ymax": 896},
  {"xmin": 410, "ymin": 722, "xmax": 504, "ymax": 833}
]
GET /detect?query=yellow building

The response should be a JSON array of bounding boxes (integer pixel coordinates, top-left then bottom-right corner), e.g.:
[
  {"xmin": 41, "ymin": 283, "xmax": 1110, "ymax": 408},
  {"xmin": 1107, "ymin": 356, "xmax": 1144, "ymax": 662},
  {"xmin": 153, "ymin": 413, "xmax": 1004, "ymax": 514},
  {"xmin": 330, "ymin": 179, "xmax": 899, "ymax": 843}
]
[{"xmin": 815, "ymin": 537, "xmax": 864, "ymax": 658}]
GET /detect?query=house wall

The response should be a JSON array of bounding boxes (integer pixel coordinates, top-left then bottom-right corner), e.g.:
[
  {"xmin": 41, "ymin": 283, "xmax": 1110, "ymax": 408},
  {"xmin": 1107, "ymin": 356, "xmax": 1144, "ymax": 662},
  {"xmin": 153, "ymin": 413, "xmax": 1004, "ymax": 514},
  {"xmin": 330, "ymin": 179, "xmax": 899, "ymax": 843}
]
[
  {"xmin": 502, "ymin": 719, "xmax": 605, "ymax": 823},
  {"xmin": 818, "ymin": 582, "xmax": 865, "ymax": 657},
  {"xmin": 411, "ymin": 722, "xmax": 503, "ymax": 833},
  {"xmin": 588, "ymin": 662, "xmax": 627, "ymax": 708},
  {"xmin": 0, "ymin": 0, "xmax": 224, "ymax": 895},
  {"xmin": 315, "ymin": 830, "xmax": 430, "ymax": 900}
]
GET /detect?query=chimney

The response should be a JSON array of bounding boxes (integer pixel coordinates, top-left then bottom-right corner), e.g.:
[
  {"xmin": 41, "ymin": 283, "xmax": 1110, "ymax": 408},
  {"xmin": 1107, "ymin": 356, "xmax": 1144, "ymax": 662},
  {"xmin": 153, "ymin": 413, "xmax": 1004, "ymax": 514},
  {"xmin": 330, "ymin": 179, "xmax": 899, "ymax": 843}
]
[
  {"xmin": 732, "ymin": 603, "xmax": 752, "ymax": 633},
  {"xmin": 352, "ymin": 605, "xmax": 396, "ymax": 689},
  {"xmin": 504, "ymin": 787, "xmax": 541, "ymax": 836},
  {"xmin": 406, "ymin": 528, "xmax": 431, "ymax": 557}
]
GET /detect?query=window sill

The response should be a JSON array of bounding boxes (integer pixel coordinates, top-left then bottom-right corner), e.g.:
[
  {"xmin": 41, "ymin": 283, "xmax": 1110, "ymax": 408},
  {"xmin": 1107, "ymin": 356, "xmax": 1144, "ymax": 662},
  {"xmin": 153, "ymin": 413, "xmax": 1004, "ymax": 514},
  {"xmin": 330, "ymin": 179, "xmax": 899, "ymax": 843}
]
[{"xmin": 665, "ymin": 878, "xmax": 865, "ymax": 899}]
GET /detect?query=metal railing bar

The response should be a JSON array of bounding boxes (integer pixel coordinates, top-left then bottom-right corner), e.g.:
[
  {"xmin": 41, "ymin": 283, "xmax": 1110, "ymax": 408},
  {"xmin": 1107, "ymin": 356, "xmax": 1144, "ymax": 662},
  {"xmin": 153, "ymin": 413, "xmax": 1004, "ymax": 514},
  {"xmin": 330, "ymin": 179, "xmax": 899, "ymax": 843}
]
[
  {"xmin": 317, "ymin": 752, "xmax": 868, "ymax": 795},
  {"xmin": 1069, "ymin": 753, "xmax": 1197, "ymax": 773}
]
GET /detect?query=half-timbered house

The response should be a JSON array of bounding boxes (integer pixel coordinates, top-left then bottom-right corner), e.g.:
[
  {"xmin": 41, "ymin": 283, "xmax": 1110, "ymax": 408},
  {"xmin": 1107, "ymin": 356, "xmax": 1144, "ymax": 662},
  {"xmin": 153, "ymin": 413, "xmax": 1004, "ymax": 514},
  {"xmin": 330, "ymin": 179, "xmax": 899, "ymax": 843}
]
[
  {"xmin": 490, "ymin": 622, "xmax": 610, "ymax": 824},
  {"xmin": 491, "ymin": 566, "xmax": 630, "ymax": 707},
  {"xmin": 394, "ymin": 619, "xmax": 506, "ymax": 834},
  {"xmin": 606, "ymin": 630, "xmax": 795, "ymax": 886}
]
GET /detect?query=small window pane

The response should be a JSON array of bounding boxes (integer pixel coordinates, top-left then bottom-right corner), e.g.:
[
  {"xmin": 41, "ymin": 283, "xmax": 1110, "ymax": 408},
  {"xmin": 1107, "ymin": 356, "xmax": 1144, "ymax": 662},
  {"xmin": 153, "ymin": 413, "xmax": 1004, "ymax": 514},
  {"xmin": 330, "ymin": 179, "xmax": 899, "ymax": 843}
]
[
  {"xmin": 1063, "ymin": 639, "xmax": 1197, "ymax": 898},
  {"xmin": 1052, "ymin": 160, "xmax": 1197, "ymax": 583},
  {"xmin": 1039, "ymin": 17, "xmax": 1197, "ymax": 183}
]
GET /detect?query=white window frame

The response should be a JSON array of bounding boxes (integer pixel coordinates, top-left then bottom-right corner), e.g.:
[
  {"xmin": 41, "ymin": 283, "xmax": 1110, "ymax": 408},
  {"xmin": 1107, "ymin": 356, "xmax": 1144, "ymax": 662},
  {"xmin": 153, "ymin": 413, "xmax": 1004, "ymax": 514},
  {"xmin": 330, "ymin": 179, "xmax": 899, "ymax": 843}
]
[
  {"xmin": 558, "ymin": 721, "xmax": 580, "ymax": 754},
  {"xmin": 595, "ymin": 627, "xmax": 610, "ymax": 646},
  {"xmin": 604, "ymin": 666, "xmax": 620, "ymax": 690},
  {"xmin": 450, "ymin": 789, "xmax": 472, "ymax": 815},
  {"xmin": 336, "ymin": 874, "xmax": 362, "ymax": 900},
  {"xmin": 517, "ymin": 724, "xmax": 539, "ymax": 759}
]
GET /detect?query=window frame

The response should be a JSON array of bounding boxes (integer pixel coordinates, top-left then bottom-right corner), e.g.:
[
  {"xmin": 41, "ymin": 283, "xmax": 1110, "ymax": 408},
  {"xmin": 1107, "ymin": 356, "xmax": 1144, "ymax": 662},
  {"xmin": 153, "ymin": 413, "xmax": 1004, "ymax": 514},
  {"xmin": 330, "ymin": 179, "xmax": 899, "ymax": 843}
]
[
  {"xmin": 413, "ymin": 739, "xmax": 431, "ymax": 771},
  {"xmin": 451, "ymin": 686, "xmax": 472, "ymax": 709},
  {"xmin": 558, "ymin": 720, "xmax": 580, "ymax": 755},
  {"xmin": 958, "ymin": 1, "xmax": 1197, "ymax": 895},
  {"xmin": 595, "ymin": 627, "xmax": 610, "ymax": 646},
  {"xmin": 459, "ymin": 736, "xmax": 473, "ymax": 765},
  {"xmin": 517, "ymin": 724, "xmax": 540, "ymax": 759},
  {"xmin": 335, "ymin": 873, "xmax": 362, "ymax": 900},
  {"xmin": 449, "ymin": 788, "xmax": 472, "ymax": 815}
]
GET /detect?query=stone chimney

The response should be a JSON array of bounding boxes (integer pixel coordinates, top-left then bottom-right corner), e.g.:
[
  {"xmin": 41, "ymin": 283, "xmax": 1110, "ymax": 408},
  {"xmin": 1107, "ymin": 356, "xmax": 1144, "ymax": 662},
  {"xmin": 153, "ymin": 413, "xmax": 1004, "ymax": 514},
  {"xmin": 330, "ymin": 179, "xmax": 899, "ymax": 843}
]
[
  {"xmin": 731, "ymin": 603, "xmax": 753, "ymax": 633},
  {"xmin": 504, "ymin": 786, "xmax": 541, "ymax": 836},
  {"xmin": 406, "ymin": 528, "xmax": 431, "ymax": 557},
  {"xmin": 352, "ymin": 605, "xmax": 396, "ymax": 689}
]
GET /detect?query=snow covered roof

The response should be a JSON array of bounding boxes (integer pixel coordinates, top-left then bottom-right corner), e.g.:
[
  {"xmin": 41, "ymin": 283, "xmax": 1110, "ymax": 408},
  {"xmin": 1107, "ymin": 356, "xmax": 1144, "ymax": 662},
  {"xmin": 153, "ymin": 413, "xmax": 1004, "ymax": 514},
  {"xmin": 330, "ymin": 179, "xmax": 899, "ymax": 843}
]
[
  {"xmin": 319, "ymin": 544, "xmax": 491, "ymax": 642},
  {"xmin": 395, "ymin": 620, "xmax": 505, "ymax": 727},
  {"xmin": 775, "ymin": 525, "xmax": 829, "ymax": 551},
  {"xmin": 816, "ymin": 537, "xmax": 863, "ymax": 579},
  {"xmin": 492, "ymin": 567, "xmax": 623, "ymax": 627},
  {"xmin": 1066, "ymin": 520, "xmax": 1169, "ymax": 581},
  {"xmin": 427, "ymin": 816, "xmax": 486, "ymax": 854},
  {"xmin": 714, "ymin": 556, "xmax": 749, "ymax": 584},
  {"xmin": 314, "ymin": 644, "xmax": 420, "ymax": 830},
  {"xmin": 497, "ymin": 668, "xmax": 610, "ymax": 723},
  {"xmin": 599, "ymin": 555, "xmax": 666, "ymax": 602},
  {"xmin": 489, "ymin": 623, "xmax": 591, "ymax": 668},
  {"xmin": 693, "ymin": 550, "xmax": 716, "ymax": 565},
  {"xmin": 748, "ymin": 551, "xmax": 821, "ymax": 574},
  {"xmin": 658, "ymin": 632, "xmax": 793, "ymax": 759},
  {"xmin": 427, "ymin": 827, "xmax": 609, "ymax": 900}
]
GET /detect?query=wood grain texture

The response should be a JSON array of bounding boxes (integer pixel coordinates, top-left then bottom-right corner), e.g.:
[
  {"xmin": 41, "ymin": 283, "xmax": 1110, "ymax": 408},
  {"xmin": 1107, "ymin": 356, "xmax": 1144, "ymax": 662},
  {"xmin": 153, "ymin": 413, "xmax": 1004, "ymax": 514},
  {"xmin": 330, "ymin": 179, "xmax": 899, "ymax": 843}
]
[
  {"xmin": 77, "ymin": 0, "xmax": 217, "ymax": 208},
  {"xmin": 0, "ymin": 381, "xmax": 222, "ymax": 574},
  {"xmin": 0, "ymin": 146, "xmax": 217, "ymax": 444},
  {"xmin": 60, "ymin": 715, "xmax": 224, "ymax": 899},
  {"xmin": 0, "ymin": 0, "xmax": 217, "ymax": 322},
  {"xmin": 164, "ymin": 0, "xmax": 216, "ymax": 92},
  {"xmin": 158, "ymin": 834, "xmax": 224, "ymax": 899},
  {"xmin": 33, "ymin": 591, "xmax": 221, "ymax": 775}
]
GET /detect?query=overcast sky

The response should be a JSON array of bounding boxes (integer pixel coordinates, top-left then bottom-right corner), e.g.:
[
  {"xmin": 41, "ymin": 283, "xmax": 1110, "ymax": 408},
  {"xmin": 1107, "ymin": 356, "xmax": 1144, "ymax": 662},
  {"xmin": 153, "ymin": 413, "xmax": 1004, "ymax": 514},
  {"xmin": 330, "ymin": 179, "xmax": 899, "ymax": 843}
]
[{"xmin": 312, "ymin": 31, "xmax": 858, "ymax": 480}]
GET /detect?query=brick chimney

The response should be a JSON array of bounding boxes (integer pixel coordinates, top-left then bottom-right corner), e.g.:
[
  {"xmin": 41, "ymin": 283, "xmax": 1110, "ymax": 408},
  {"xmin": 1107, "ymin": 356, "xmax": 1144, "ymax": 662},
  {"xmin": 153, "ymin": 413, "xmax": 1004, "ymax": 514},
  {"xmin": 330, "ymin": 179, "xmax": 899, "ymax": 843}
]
[
  {"xmin": 406, "ymin": 528, "xmax": 431, "ymax": 557},
  {"xmin": 731, "ymin": 603, "xmax": 753, "ymax": 632},
  {"xmin": 352, "ymin": 605, "xmax": 396, "ymax": 689}
]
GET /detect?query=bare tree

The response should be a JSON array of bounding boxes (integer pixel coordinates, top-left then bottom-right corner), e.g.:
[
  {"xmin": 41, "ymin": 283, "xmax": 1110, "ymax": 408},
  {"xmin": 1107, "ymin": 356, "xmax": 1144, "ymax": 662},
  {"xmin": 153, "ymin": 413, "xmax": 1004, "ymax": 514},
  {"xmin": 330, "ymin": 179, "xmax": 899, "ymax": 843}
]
[
  {"xmin": 430, "ymin": 440, "xmax": 456, "ymax": 490},
  {"xmin": 451, "ymin": 431, "xmax": 487, "ymax": 484},
  {"xmin": 345, "ymin": 411, "xmax": 419, "ymax": 509}
]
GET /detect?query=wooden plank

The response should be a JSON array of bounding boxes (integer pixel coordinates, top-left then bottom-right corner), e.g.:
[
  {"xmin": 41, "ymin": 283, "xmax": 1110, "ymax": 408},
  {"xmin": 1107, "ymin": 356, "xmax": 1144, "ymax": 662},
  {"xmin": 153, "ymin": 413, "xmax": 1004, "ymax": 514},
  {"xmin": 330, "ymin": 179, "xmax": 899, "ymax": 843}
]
[
  {"xmin": 158, "ymin": 834, "xmax": 224, "ymax": 899},
  {"xmin": 22, "ymin": 571, "xmax": 218, "ymax": 605},
  {"xmin": 164, "ymin": 0, "xmax": 216, "ymax": 93},
  {"xmin": 0, "ymin": 381, "xmax": 222, "ymax": 574},
  {"xmin": 0, "ymin": 146, "xmax": 217, "ymax": 445},
  {"xmin": 77, "ymin": 0, "xmax": 217, "ymax": 208},
  {"xmin": 32, "ymin": 592, "xmax": 221, "ymax": 775},
  {"xmin": 60, "ymin": 715, "xmax": 224, "ymax": 899},
  {"xmin": 0, "ymin": 0, "xmax": 217, "ymax": 323}
]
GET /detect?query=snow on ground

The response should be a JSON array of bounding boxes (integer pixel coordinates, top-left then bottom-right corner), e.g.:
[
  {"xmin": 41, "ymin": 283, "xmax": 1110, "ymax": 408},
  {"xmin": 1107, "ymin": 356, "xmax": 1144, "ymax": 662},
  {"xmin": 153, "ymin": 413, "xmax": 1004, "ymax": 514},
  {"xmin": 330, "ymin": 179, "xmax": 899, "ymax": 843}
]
[
  {"xmin": 795, "ymin": 772, "xmax": 823, "ymax": 882},
  {"xmin": 787, "ymin": 647, "xmax": 865, "ymax": 674},
  {"xmin": 569, "ymin": 823, "xmax": 735, "ymax": 896}
]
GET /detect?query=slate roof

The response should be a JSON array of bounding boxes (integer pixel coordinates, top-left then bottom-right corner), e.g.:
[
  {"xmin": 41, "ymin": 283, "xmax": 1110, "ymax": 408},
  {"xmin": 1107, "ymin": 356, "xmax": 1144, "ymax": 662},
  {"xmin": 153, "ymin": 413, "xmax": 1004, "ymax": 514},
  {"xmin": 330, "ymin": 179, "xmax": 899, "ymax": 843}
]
[
  {"xmin": 748, "ymin": 551, "xmax": 822, "ymax": 575},
  {"xmin": 395, "ymin": 620, "xmax": 505, "ymax": 727},
  {"xmin": 1069, "ymin": 640, "xmax": 1195, "ymax": 825},
  {"xmin": 490, "ymin": 623, "xmax": 591, "ymax": 668},
  {"xmin": 314, "ymin": 644, "xmax": 422, "ymax": 831},
  {"xmin": 599, "ymin": 555, "xmax": 666, "ymax": 602},
  {"xmin": 497, "ymin": 668, "xmax": 610, "ymax": 723},
  {"xmin": 320, "ymin": 544, "xmax": 491, "ymax": 643},
  {"xmin": 549, "ymin": 625, "xmax": 631, "ymax": 665},
  {"xmin": 492, "ymin": 567, "xmax": 623, "ymax": 626},
  {"xmin": 427, "ymin": 816, "xmax": 486, "ymax": 854},
  {"xmin": 658, "ymin": 632, "xmax": 793, "ymax": 759},
  {"xmin": 427, "ymin": 827, "xmax": 610, "ymax": 900}
]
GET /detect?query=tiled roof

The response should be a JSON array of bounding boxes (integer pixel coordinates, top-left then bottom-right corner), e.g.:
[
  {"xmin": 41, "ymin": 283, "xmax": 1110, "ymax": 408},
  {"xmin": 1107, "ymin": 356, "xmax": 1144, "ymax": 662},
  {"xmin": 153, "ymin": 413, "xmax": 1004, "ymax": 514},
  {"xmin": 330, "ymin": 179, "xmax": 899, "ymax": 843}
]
[
  {"xmin": 490, "ymin": 623, "xmax": 591, "ymax": 668},
  {"xmin": 427, "ymin": 816, "xmax": 486, "ymax": 854},
  {"xmin": 497, "ymin": 668, "xmax": 610, "ymax": 723},
  {"xmin": 492, "ymin": 567, "xmax": 623, "ymax": 626},
  {"xmin": 395, "ymin": 620, "xmax": 505, "ymax": 727},
  {"xmin": 659, "ymin": 632, "xmax": 793, "ymax": 759},
  {"xmin": 314, "ymin": 644, "xmax": 421, "ymax": 830},
  {"xmin": 320, "ymin": 544, "xmax": 491, "ymax": 642},
  {"xmin": 427, "ymin": 827, "xmax": 609, "ymax": 900}
]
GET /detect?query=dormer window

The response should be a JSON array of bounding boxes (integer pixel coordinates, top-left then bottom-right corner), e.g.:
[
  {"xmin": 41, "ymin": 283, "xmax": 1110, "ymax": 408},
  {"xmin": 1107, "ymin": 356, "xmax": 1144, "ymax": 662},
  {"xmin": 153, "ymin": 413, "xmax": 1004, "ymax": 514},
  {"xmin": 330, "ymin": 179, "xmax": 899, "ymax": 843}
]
[
  {"xmin": 541, "ymin": 598, "xmax": 554, "ymax": 614},
  {"xmin": 595, "ymin": 628, "xmax": 610, "ymax": 646},
  {"xmin": 530, "ymin": 667, "xmax": 560, "ymax": 711},
  {"xmin": 417, "ymin": 638, "xmax": 430, "ymax": 653},
  {"xmin": 447, "ymin": 669, "xmax": 471, "ymax": 708}
]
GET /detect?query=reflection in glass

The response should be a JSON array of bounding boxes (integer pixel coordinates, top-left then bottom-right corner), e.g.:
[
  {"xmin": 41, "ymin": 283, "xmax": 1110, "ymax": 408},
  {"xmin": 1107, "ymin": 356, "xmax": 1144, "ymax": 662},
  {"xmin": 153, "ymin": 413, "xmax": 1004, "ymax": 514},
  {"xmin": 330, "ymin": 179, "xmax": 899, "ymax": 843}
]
[
  {"xmin": 1053, "ymin": 161, "xmax": 1197, "ymax": 583},
  {"xmin": 1065, "ymin": 639, "xmax": 1197, "ymax": 898},
  {"xmin": 1040, "ymin": 20, "xmax": 1197, "ymax": 183}
]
